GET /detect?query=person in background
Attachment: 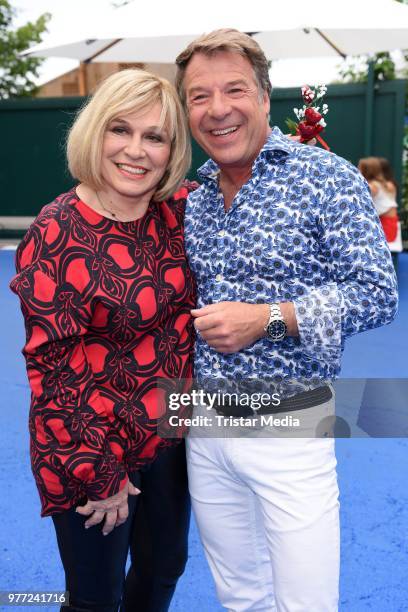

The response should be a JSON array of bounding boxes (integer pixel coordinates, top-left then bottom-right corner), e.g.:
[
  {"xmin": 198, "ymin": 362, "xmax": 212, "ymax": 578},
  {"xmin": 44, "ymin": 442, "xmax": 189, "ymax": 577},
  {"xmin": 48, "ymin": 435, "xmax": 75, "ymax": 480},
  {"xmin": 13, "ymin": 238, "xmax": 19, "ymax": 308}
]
[
  {"xmin": 10, "ymin": 69, "xmax": 195, "ymax": 612},
  {"xmin": 358, "ymin": 156, "xmax": 400, "ymax": 244},
  {"xmin": 175, "ymin": 28, "xmax": 398, "ymax": 612},
  {"xmin": 379, "ymin": 157, "xmax": 399, "ymax": 194}
]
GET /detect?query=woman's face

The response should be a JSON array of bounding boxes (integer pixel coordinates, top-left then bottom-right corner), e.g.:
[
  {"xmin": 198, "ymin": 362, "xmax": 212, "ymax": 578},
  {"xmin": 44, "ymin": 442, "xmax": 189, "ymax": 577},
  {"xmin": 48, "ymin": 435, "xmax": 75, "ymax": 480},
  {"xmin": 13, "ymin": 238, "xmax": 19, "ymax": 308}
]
[{"xmin": 100, "ymin": 102, "xmax": 171, "ymax": 203}]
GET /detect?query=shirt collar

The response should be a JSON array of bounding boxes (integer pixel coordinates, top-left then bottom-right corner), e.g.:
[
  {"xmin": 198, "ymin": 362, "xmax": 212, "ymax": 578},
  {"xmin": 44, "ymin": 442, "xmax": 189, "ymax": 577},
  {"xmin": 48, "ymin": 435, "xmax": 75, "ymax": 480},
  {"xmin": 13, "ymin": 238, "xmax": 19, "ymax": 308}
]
[{"xmin": 197, "ymin": 126, "xmax": 292, "ymax": 181}]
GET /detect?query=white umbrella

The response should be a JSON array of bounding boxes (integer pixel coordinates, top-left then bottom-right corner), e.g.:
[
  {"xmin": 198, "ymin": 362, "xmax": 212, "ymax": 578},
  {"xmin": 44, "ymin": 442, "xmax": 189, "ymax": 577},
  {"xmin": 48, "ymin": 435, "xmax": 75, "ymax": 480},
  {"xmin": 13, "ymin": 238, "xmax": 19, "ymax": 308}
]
[
  {"xmin": 23, "ymin": 0, "xmax": 408, "ymax": 65},
  {"xmin": 22, "ymin": 0, "xmax": 408, "ymax": 154}
]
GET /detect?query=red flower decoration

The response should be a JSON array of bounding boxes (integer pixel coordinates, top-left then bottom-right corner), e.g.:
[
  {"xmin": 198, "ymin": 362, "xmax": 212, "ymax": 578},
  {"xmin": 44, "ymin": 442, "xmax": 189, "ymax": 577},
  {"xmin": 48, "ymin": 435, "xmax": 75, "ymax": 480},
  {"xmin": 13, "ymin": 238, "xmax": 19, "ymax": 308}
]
[
  {"xmin": 304, "ymin": 107, "xmax": 322, "ymax": 125},
  {"xmin": 297, "ymin": 121, "xmax": 324, "ymax": 140},
  {"xmin": 301, "ymin": 85, "xmax": 315, "ymax": 105},
  {"xmin": 286, "ymin": 85, "xmax": 330, "ymax": 150}
]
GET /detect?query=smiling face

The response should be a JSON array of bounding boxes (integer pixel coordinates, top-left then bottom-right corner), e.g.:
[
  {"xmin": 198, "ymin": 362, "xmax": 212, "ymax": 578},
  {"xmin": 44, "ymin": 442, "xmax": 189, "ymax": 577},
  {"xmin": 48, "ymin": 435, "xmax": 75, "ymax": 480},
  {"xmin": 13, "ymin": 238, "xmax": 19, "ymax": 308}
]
[
  {"xmin": 184, "ymin": 51, "xmax": 270, "ymax": 176},
  {"xmin": 100, "ymin": 102, "xmax": 171, "ymax": 207}
]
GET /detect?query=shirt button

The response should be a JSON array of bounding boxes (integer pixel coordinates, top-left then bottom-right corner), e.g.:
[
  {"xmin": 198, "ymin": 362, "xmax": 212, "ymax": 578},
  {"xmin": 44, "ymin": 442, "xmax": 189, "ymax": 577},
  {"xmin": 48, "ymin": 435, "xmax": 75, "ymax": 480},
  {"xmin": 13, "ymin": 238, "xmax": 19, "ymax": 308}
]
[
  {"xmin": 215, "ymin": 273, "xmax": 223, "ymax": 282},
  {"xmin": 218, "ymin": 230, "xmax": 225, "ymax": 237},
  {"xmin": 213, "ymin": 362, "xmax": 220, "ymax": 369}
]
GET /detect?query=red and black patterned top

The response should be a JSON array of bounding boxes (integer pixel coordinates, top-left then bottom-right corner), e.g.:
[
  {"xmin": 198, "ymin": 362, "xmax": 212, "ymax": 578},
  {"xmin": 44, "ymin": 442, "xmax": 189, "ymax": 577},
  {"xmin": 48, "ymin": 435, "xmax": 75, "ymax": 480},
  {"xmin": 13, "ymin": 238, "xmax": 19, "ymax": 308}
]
[{"xmin": 10, "ymin": 186, "xmax": 196, "ymax": 516}]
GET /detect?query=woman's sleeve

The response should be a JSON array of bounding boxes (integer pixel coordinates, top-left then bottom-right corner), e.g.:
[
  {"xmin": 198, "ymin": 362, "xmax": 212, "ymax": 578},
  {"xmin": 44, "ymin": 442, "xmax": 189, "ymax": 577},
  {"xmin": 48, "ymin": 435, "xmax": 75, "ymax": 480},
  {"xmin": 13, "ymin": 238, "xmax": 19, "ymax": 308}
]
[{"xmin": 10, "ymin": 212, "xmax": 128, "ymax": 502}]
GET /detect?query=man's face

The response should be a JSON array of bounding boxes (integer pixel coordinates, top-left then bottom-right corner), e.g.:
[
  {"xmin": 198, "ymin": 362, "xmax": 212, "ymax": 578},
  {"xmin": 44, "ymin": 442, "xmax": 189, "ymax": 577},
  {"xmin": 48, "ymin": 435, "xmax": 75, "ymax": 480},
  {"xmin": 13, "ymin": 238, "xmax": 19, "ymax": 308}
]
[{"xmin": 183, "ymin": 51, "xmax": 270, "ymax": 174}]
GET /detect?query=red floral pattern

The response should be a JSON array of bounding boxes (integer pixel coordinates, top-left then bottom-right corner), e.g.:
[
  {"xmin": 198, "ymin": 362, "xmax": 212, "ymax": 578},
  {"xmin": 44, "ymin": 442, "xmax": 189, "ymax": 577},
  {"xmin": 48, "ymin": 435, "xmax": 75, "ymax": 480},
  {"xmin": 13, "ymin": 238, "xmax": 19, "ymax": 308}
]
[{"xmin": 11, "ymin": 186, "xmax": 196, "ymax": 516}]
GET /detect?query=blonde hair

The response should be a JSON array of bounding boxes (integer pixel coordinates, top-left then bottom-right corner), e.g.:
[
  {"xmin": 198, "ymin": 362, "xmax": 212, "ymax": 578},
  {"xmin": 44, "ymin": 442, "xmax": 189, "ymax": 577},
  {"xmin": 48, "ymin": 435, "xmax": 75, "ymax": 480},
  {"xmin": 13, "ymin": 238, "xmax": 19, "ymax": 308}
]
[
  {"xmin": 67, "ymin": 69, "xmax": 191, "ymax": 201},
  {"xmin": 175, "ymin": 29, "xmax": 272, "ymax": 106}
]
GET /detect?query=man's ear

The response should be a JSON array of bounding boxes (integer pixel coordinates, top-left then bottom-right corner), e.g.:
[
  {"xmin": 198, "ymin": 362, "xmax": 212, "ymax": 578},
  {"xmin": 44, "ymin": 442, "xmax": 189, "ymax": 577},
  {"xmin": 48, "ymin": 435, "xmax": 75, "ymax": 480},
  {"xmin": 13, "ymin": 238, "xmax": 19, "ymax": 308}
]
[{"xmin": 263, "ymin": 90, "xmax": 270, "ymax": 116}]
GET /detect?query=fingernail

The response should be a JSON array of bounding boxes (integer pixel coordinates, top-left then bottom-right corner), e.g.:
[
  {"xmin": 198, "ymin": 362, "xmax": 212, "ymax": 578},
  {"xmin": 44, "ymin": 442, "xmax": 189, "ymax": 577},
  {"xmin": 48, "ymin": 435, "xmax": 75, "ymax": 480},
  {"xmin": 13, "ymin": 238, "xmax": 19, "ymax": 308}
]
[
  {"xmin": 103, "ymin": 532, "xmax": 108, "ymax": 536},
  {"xmin": 85, "ymin": 525, "xmax": 89, "ymax": 529}
]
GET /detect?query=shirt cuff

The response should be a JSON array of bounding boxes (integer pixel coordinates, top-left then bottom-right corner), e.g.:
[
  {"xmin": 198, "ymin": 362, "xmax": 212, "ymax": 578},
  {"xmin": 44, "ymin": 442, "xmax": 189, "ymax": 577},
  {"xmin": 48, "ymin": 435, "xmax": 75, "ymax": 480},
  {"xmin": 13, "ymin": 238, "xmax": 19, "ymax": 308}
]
[
  {"xmin": 84, "ymin": 453, "xmax": 128, "ymax": 501},
  {"xmin": 293, "ymin": 282, "xmax": 342, "ymax": 364}
]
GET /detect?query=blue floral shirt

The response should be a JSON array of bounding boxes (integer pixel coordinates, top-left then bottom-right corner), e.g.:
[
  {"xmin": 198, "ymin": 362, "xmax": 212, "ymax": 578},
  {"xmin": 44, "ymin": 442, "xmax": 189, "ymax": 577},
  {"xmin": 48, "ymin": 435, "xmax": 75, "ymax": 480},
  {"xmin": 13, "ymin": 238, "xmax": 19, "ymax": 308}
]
[{"xmin": 185, "ymin": 127, "xmax": 398, "ymax": 383}]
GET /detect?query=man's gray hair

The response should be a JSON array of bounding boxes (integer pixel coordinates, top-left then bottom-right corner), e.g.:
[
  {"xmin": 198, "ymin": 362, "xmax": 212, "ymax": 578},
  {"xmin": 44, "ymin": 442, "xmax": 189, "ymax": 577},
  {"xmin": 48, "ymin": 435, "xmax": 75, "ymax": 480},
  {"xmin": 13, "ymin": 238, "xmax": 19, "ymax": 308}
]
[{"xmin": 175, "ymin": 29, "xmax": 272, "ymax": 107}]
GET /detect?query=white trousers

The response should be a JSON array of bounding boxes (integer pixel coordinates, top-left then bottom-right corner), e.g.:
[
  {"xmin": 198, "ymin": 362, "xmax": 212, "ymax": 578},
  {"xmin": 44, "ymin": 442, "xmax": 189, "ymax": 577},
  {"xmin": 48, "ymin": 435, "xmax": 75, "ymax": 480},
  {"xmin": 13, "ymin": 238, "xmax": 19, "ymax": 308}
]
[{"xmin": 186, "ymin": 408, "xmax": 340, "ymax": 612}]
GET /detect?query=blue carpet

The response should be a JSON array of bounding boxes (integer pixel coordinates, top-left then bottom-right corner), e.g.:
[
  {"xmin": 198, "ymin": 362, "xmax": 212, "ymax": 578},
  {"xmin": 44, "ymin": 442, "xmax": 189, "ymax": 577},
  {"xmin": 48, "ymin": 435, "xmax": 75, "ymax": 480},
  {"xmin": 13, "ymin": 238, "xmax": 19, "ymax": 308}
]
[{"xmin": 1, "ymin": 250, "xmax": 407, "ymax": 611}]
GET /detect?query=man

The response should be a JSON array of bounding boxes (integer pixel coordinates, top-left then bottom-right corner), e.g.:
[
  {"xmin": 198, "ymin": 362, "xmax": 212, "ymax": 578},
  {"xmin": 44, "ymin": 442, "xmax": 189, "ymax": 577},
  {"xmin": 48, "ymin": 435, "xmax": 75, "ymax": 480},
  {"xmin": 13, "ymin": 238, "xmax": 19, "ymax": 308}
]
[{"xmin": 175, "ymin": 29, "xmax": 398, "ymax": 611}]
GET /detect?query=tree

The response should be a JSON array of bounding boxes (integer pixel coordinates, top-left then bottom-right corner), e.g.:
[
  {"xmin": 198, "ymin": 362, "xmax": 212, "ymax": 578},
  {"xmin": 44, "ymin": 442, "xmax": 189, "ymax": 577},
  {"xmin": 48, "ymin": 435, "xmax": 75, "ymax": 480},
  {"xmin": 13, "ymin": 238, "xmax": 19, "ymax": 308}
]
[
  {"xmin": 0, "ymin": 0, "xmax": 50, "ymax": 99},
  {"xmin": 337, "ymin": 52, "xmax": 398, "ymax": 84},
  {"xmin": 336, "ymin": 0, "xmax": 408, "ymax": 83}
]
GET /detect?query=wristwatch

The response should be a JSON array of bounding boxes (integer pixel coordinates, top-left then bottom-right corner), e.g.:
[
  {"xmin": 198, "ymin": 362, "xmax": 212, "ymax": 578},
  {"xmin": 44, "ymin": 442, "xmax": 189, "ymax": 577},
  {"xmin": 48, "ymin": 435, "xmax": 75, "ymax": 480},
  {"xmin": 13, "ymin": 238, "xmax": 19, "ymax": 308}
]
[{"xmin": 264, "ymin": 303, "xmax": 287, "ymax": 341}]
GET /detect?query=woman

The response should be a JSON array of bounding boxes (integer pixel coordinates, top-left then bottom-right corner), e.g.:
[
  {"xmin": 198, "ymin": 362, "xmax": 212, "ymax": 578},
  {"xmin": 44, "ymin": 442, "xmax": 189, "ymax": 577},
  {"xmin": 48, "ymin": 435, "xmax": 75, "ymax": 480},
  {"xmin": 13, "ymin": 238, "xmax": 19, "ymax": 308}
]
[
  {"xmin": 10, "ymin": 69, "xmax": 195, "ymax": 612},
  {"xmin": 358, "ymin": 156, "xmax": 399, "ymax": 243}
]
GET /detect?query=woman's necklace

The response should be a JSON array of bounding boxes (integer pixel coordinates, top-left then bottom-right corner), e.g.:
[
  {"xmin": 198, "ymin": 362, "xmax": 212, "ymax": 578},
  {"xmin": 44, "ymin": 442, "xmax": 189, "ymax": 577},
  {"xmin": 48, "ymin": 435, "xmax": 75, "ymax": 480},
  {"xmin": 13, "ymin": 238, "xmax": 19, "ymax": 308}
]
[
  {"xmin": 95, "ymin": 191, "xmax": 142, "ymax": 222},
  {"xmin": 95, "ymin": 191, "xmax": 125, "ymax": 221}
]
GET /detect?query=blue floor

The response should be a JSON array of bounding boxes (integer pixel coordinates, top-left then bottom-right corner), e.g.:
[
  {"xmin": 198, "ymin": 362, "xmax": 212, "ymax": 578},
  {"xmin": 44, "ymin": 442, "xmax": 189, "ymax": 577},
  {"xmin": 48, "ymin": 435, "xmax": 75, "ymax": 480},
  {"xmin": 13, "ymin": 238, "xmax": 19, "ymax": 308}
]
[{"xmin": 1, "ymin": 250, "xmax": 407, "ymax": 611}]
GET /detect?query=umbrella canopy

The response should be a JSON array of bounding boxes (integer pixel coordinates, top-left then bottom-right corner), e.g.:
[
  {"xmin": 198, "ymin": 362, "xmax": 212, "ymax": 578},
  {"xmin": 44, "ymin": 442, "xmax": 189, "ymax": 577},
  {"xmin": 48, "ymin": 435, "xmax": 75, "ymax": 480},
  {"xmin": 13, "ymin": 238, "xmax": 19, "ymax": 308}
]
[{"xmin": 23, "ymin": 0, "xmax": 408, "ymax": 64}]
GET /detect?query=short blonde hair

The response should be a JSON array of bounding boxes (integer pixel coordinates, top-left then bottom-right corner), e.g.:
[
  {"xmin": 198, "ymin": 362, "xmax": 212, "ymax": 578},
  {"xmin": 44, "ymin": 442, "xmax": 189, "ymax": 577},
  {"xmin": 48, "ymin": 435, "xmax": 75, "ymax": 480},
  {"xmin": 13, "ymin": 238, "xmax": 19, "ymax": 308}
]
[
  {"xmin": 175, "ymin": 29, "xmax": 272, "ymax": 106},
  {"xmin": 67, "ymin": 69, "xmax": 191, "ymax": 201}
]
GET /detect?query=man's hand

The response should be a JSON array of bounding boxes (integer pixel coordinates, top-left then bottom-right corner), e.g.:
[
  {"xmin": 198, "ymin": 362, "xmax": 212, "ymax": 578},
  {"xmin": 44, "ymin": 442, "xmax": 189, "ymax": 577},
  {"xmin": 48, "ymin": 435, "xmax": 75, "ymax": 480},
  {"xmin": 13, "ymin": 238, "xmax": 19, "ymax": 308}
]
[
  {"xmin": 76, "ymin": 479, "xmax": 140, "ymax": 535},
  {"xmin": 191, "ymin": 302, "xmax": 269, "ymax": 353}
]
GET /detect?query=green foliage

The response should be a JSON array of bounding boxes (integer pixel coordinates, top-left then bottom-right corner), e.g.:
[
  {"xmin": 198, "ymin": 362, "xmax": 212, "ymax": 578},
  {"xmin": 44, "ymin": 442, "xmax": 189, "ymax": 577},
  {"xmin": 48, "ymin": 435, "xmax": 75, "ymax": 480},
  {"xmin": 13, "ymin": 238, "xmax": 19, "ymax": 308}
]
[
  {"xmin": 336, "ymin": 0, "xmax": 408, "ymax": 240},
  {"xmin": 285, "ymin": 118, "xmax": 298, "ymax": 135},
  {"xmin": 0, "ymin": 0, "xmax": 50, "ymax": 98},
  {"xmin": 337, "ymin": 52, "xmax": 396, "ymax": 84}
]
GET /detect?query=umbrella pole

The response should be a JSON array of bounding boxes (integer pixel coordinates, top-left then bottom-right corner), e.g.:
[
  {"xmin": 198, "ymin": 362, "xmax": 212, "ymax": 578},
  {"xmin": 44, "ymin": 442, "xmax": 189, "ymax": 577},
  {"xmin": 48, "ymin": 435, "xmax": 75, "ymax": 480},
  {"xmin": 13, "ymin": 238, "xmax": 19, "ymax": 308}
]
[
  {"xmin": 77, "ymin": 39, "xmax": 123, "ymax": 96},
  {"xmin": 313, "ymin": 29, "xmax": 346, "ymax": 59},
  {"xmin": 78, "ymin": 62, "xmax": 88, "ymax": 96},
  {"xmin": 364, "ymin": 60, "xmax": 375, "ymax": 156}
]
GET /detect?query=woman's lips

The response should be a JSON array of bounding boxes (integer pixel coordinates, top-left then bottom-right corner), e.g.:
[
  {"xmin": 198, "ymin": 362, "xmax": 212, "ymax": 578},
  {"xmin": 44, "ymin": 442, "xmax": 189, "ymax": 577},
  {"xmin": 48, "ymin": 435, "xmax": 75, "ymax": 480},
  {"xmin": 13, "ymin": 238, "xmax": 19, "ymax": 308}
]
[{"xmin": 115, "ymin": 163, "xmax": 148, "ymax": 178}]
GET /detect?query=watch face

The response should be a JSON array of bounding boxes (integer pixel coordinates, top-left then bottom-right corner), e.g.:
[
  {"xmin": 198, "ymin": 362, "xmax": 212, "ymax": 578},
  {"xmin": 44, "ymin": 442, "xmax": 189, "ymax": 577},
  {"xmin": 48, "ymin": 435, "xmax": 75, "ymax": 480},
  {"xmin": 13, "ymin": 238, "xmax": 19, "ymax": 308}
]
[{"xmin": 266, "ymin": 320, "xmax": 287, "ymax": 341}]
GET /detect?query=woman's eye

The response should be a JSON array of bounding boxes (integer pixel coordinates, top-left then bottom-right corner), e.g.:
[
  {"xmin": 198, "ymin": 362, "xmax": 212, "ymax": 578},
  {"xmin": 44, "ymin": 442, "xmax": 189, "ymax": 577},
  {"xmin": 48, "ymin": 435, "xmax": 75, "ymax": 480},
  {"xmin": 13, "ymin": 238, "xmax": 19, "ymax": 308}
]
[
  {"xmin": 146, "ymin": 133, "xmax": 163, "ymax": 142},
  {"xmin": 111, "ymin": 126, "xmax": 128, "ymax": 135}
]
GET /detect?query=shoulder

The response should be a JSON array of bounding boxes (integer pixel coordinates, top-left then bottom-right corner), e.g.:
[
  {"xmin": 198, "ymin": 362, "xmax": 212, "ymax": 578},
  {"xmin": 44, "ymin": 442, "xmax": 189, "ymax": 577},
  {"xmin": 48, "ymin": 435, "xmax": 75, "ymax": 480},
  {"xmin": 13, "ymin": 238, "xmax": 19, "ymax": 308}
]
[
  {"xmin": 369, "ymin": 180, "xmax": 381, "ymax": 197},
  {"xmin": 283, "ymin": 145, "xmax": 369, "ymax": 202},
  {"xmin": 309, "ymin": 147, "xmax": 368, "ymax": 191},
  {"xmin": 384, "ymin": 180, "xmax": 397, "ymax": 196},
  {"xmin": 15, "ymin": 188, "xmax": 78, "ymax": 271},
  {"xmin": 164, "ymin": 179, "xmax": 201, "ymax": 220},
  {"xmin": 171, "ymin": 179, "xmax": 201, "ymax": 201},
  {"xmin": 293, "ymin": 144, "xmax": 352, "ymax": 173},
  {"xmin": 166, "ymin": 179, "xmax": 200, "ymax": 200}
]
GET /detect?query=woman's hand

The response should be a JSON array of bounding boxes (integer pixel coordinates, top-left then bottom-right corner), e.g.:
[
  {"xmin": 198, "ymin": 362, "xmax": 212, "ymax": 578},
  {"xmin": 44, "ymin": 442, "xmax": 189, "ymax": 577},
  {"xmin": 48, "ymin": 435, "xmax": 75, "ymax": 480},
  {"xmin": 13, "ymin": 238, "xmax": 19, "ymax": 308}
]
[
  {"xmin": 286, "ymin": 134, "xmax": 317, "ymax": 146},
  {"xmin": 76, "ymin": 479, "xmax": 140, "ymax": 535}
]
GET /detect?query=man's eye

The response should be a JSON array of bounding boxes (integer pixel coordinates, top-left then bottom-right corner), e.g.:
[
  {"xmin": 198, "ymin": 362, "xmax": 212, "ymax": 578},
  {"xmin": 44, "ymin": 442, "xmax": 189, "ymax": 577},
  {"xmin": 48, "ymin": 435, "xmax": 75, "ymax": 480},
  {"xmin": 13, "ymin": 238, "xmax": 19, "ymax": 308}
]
[
  {"xmin": 190, "ymin": 94, "xmax": 208, "ymax": 104},
  {"xmin": 228, "ymin": 88, "xmax": 244, "ymax": 96}
]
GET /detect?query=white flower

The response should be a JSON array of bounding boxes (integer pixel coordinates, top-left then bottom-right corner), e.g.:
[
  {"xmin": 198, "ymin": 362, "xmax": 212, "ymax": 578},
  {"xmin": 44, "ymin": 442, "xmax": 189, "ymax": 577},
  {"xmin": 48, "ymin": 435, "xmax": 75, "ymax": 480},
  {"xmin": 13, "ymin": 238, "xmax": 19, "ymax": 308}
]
[
  {"xmin": 301, "ymin": 85, "xmax": 315, "ymax": 101},
  {"xmin": 319, "ymin": 118, "xmax": 327, "ymax": 128}
]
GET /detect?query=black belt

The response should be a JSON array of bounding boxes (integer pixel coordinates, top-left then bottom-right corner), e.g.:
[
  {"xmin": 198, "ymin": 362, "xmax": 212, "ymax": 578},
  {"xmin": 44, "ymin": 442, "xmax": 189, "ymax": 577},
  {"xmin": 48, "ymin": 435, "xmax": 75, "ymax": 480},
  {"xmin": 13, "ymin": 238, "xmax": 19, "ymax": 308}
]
[{"xmin": 213, "ymin": 385, "xmax": 332, "ymax": 418}]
